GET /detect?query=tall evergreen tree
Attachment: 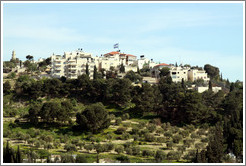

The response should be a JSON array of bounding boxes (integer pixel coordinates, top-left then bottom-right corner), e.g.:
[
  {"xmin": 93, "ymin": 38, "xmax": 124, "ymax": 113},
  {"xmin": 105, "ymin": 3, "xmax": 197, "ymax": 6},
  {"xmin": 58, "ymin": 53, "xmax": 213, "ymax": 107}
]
[
  {"xmin": 119, "ymin": 63, "xmax": 125, "ymax": 73},
  {"xmin": 16, "ymin": 146, "xmax": 22, "ymax": 163},
  {"xmin": 209, "ymin": 80, "xmax": 212, "ymax": 91},
  {"xmin": 206, "ymin": 123, "xmax": 224, "ymax": 163},
  {"xmin": 85, "ymin": 63, "xmax": 89, "ymax": 77},
  {"xmin": 93, "ymin": 65, "xmax": 98, "ymax": 80}
]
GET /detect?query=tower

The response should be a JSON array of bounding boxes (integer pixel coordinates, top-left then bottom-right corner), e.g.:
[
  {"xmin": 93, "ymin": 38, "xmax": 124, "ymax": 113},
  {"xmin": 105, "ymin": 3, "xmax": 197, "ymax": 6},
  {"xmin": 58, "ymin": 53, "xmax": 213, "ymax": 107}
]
[{"xmin": 12, "ymin": 50, "xmax": 16, "ymax": 60}]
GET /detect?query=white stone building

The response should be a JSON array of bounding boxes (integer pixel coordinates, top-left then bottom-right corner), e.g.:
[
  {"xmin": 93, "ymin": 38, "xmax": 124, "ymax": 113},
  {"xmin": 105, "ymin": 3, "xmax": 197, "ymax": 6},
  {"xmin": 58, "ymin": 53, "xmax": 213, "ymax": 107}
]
[
  {"xmin": 51, "ymin": 50, "xmax": 96, "ymax": 79},
  {"xmin": 99, "ymin": 51, "xmax": 138, "ymax": 72},
  {"xmin": 188, "ymin": 69, "xmax": 210, "ymax": 82},
  {"xmin": 170, "ymin": 66, "xmax": 190, "ymax": 83}
]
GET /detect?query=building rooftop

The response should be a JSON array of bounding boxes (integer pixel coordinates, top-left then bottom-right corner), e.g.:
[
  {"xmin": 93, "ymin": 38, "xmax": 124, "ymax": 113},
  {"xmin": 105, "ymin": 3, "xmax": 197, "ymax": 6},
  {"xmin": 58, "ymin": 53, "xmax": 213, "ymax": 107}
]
[{"xmin": 154, "ymin": 63, "xmax": 170, "ymax": 67}]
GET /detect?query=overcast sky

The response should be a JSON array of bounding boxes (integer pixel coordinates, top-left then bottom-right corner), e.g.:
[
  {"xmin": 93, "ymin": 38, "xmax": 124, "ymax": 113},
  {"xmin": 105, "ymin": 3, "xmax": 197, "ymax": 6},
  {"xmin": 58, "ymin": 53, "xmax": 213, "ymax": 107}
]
[{"xmin": 3, "ymin": 2, "xmax": 244, "ymax": 82}]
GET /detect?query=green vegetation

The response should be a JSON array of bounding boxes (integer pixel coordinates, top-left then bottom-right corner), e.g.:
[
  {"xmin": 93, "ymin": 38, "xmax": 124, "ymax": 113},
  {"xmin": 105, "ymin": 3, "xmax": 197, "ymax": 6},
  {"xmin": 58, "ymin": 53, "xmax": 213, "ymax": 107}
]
[{"xmin": 3, "ymin": 64, "xmax": 243, "ymax": 163}]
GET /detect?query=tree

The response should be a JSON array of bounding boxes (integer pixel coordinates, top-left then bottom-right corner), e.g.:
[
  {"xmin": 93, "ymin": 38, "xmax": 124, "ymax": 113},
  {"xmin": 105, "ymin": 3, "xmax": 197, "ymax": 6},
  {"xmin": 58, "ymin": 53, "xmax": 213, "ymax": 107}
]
[
  {"xmin": 159, "ymin": 67, "xmax": 170, "ymax": 77},
  {"xmin": 84, "ymin": 144, "xmax": 94, "ymax": 153},
  {"xmin": 204, "ymin": 64, "xmax": 220, "ymax": 80},
  {"xmin": 85, "ymin": 63, "xmax": 89, "ymax": 76},
  {"xmin": 119, "ymin": 63, "xmax": 125, "ymax": 73},
  {"xmin": 76, "ymin": 102, "xmax": 110, "ymax": 133},
  {"xmin": 132, "ymin": 83, "xmax": 155, "ymax": 113},
  {"xmin": 209, "ymin": 80, "xmax": 212, "ymax": 91},
  {"xmin": 64, "ymin": 144, "xmax": 77, "ymax": 153},
  {"xmin": 76, "ymin": 154, "xmax": 88, "ymax": 163},
  {"xmin": 115, "ymin": 145, "xmax": 124, "ymax": 154},
  {"xmin": 3, "ymin": 81, "xmax": 11, "ymax": 95},
  {"xmin": 124, "ymin": 70, "xmax": 142, "ymax": 83},
  {"xmin": 26, "ymin": 55, "xmax": 34, "ymax": 61},
  {"xmin": 116, "ymin": 155, "xmax": 130, "ymax": 163},
  {"xmin": 155, "ymin": 150, "xmax": 166, "ymax": 162},
  {"xmin": 206, "ymin": 123, "xmax": 224, "ymax": 163},
  {"xmin": 28, "ymin": 103, "xmax": 41, "ymax": 124},
  {"xmin": 93, "ymin": 65, "xmax": 98, "ymax": 79}
]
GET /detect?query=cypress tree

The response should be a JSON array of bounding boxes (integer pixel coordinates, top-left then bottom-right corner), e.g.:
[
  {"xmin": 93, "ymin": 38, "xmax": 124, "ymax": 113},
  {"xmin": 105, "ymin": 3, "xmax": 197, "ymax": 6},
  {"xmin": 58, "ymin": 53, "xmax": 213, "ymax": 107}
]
[
  {"xmin": 85, "ymin": 63, "xmax": 89, "ymax": 77},
  {"xmin": 119, "ymin": 63, "xmax": 125, "ymax": 73},
  {"xmin": 93, "ymin": 65, "xmax": 98, "ymax": 80},
  {"xmin": 16, "ymin": 145, "xmax": 22, "ymax": 163},
  {"xmin": 230, "ymin": 83, "xmax": 235, "ymax": 92},
  {"xmin": 209, "ymin": 80, "xmax": 212, "ymax": 91},
  {"xmin": 181, "ymin": 78, "xmax": 185, "ymax": 89}
]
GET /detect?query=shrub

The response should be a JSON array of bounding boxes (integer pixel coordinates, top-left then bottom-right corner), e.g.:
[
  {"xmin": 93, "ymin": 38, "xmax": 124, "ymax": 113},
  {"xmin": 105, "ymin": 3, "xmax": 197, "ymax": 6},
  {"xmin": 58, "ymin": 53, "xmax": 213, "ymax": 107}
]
[
  {"xmin": 123, "ymin": 142, "xmax": 132, "ymax": 149},
  {"xmin": 201, "ymin": 137, "xmax": 208, "ymax": 143},
  {"xmin": 75, "ymin": 154, "xmax": 88, "ymax": 163},
  {"xmin": 137, "ymin": 121, "xmax": 146, "ymax": 129},
  {"xmin": 122, "ymin": 122, "xmax": 131, "ymax": 128},
  {"xmin": 133, "ymin": 134, "xmax": 139, "ymax": 141},
  {"xmin": 150, "ymin": 118, "xmax": 162, "ymax": 126},
  {"xmin": 115, "ymin": 145, "xmax": 124, "ymax": 154},
  {"xmin": 116, "ymin": 155, "xmax": 130, "ymax": 163},
  {"xmin": 166, "ymin": 141, "xmax": 174, "ymax": 149},
  {"xmin": 115, "ymin": 127, "xmax": 127, "ymax": 134},
  {"xmin": 183, "ymin": 139, "xmax": 193, "ymax": 148},
  {"xmin": 156, "ymin": 137, "xmax": 166, "ymax": 143},
  {"xmin": 172, "ymin": 135, "xmax": 182, "ymax": 144},
  {"xmin": 122, "ymin": 132, "xmax": 130, "ymax": 140},
  {"xmin": 195, "ymin": 143, "xmax": 204, "ymax": 149},
  {"xmin": 115, "ymin": 117, "xmax": 122, "ymax": 125},
  {"xmin": 167, "ymin": 151, "xmax": 181, "ymax": 161},
  {"xmin": 142, "ymin": 149, "xmax": 155, "ymax": 157},
  {"xmin": 179, "ymin": 130, "xmax": 189, "ymax": 138},
  {"xmin": 84, "ymin": 144, "xmax": 94, "ymax": 153},
  {"xmin": 164, "ymin": 131, "xmax": 172, "ymax": 139},
  {"xmin": 144, "ymin": 133, "xmax": 156, "ymax": 142},
  {"xmin": 105, "ymin": 143, "xmax": 115, "ymax": 152},
  {"xmin": 197, "ymin": 129, "xmax": 206, "ymax": 136},
  {"xmin": 155, "ymin": 150, "xmax": 166, "ymax": 162},
  {"xmin": 131, "ymin": 127, "xmax": 139, "ymax": 135},
  {"xmin": 147, "ymin": 123, "xmax": 156, "ymax": 133},
  {"xmin": 156, "ymin": 128, "xmax": 164, "ymax": 135},
  {"xmin": 190, "ymin": 133, "xmax": 199, "ymax": 139},
  {"xmin": 139, "ymin": 129, "xmax": 149, "ymax": 136},
  {"xmin": 121, "ymin": 113, "xmax": 130, "ymax": 120},
  {"xmin": 132, "ymin": 146, "xmax": 141, "ymax": 156},
  {"xmin": 64, "ymin": 144, "xmax": 77, "ymax": 152},
  {"xmin": 109, "ymin": 114, "xmax": 115, "ymax": 121},
  {"xmin": 125, "ymin": 147, "xmax": 133, "ymax": 155}
]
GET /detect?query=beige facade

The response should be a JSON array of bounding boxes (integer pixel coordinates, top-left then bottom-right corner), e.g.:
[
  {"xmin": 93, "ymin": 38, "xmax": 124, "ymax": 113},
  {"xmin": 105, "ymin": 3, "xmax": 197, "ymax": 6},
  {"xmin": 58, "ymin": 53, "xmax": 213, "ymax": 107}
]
[
  {"xmin": 188, "ymin": 69, "xmax": 210, "ymax": 82},
  {"xmin": 170, "ymin": 66, "xmax": 189, "ymax": 83}
]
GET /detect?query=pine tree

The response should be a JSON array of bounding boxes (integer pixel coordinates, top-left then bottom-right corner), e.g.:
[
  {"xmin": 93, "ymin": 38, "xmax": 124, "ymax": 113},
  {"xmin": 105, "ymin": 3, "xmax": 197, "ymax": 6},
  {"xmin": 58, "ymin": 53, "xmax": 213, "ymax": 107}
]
[{"xmin": 220, "ymin": 73, "xmax": 223, "ymax": 81}]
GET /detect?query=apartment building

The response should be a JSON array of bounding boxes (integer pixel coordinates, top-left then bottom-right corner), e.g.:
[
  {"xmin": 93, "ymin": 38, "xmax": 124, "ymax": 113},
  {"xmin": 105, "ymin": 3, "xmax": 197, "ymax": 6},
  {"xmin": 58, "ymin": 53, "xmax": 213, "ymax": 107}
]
[
  {"xmin": 51, "ymin": 50, "xmax": 96, "ymax": 79},
  {"xmin": 138, "ymin": 55, "xmax": 157, "ymax": 69},
  {"xmin": 170, "ymin": 66, "xmax": 189, "ymax": 83},
  {"xmin": 188, "ymin": 69, "xmax": 210, "ymax": 82},
  {"xmin": 99, "ymin": 51, "xmax": 137, "ymax": 72}
]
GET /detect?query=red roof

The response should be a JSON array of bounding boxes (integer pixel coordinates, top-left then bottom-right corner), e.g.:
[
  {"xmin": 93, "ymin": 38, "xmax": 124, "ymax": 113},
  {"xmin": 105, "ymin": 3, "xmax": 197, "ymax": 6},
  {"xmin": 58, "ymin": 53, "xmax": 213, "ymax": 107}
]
[
  {"xmin": 155, "ymin": 63, "xmax": 170, "ymax": 67},
  {"xmin": 105, "ymin": 52, "xmax": 136, "ymax": 57},
  {"xmin": 108, "ymin": 51, "xmax": 120, "ymax": 55},
  {"xmin": 126, "ymin": 54, "xmax": 136, "ymax": 57}
]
